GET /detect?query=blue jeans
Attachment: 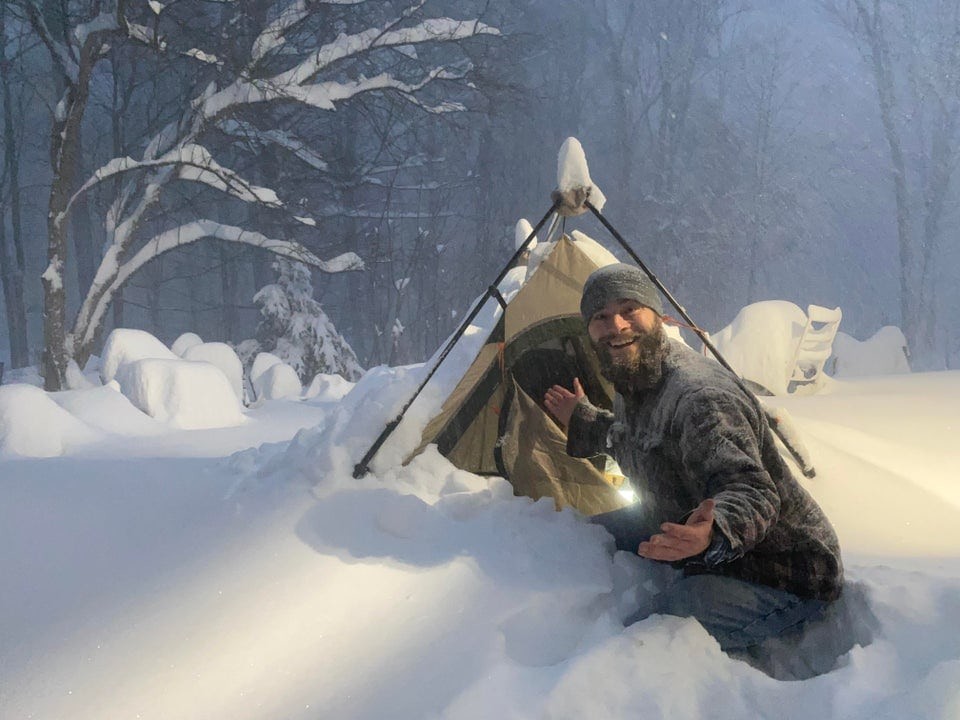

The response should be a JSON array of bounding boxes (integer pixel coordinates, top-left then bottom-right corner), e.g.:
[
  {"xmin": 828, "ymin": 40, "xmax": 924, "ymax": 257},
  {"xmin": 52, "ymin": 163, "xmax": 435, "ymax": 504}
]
[{"xmin": 593, "ymin": 504, "xmax": 826, "ymax": 652}]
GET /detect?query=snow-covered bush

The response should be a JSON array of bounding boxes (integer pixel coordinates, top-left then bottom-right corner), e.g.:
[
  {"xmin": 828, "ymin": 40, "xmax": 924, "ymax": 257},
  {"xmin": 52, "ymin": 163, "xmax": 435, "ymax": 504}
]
[
  {"xmin": 830, "ymin": 327, "xmax": 911, "ymax": 377},
  {"xmin": 253, "ymin": 362, "xmax": 302, "ymax": 402},
  {"xmin": 182, "ymin": 342, "xmax": 245, "ymax": 402},
  {"xmin": 171, "ymin": 332, "xmax": 203, "ymax": 357},
  {"xmin": 114, "ymin": 358, "xmax": 245, "ymax": 429},
  {"xmin": 304, "ymin": 373, "xmax": 355, "ymax": 401},
  {"xmin": 252, "ymin": 259, "xmax": 363, "ymax": 383},
  {"xmin": 100, "ymin": 329, "xmax": 178, "ymax": 384},
  {"xmin": 250, "ymin": 352, "xmax": 283, "ymax": 389}
]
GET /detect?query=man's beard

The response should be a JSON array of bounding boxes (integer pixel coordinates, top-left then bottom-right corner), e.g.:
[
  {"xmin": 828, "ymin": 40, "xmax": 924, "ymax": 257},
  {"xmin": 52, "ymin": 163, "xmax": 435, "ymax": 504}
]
[{"xmin": 593, "ymin": 319, "xmax": 667, "ymax": 394}]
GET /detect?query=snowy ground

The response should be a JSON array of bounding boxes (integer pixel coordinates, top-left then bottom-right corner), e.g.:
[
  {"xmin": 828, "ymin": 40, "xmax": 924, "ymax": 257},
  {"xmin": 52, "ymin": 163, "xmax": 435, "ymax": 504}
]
[{"xmin": 2, "ymin": 366, "xmax": 960, "ymax": 719}]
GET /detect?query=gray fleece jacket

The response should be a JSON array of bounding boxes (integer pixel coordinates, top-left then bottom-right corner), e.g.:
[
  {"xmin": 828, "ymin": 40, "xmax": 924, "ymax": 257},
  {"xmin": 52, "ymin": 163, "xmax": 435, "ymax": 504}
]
[{"xmin": 568, "ymin": 339, "xmax": 843, "ymax": 601}]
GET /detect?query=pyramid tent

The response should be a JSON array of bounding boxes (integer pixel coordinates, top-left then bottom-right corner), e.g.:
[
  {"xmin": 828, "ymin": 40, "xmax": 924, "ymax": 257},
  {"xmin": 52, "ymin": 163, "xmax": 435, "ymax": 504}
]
[{"xmin": 412, "ymin": 232, "xmax": 630, "ymax": 516}]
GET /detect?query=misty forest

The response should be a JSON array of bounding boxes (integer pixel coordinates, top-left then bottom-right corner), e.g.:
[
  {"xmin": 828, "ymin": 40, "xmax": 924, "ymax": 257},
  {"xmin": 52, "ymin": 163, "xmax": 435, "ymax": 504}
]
[{"xmin": 1, "ymin": 0, "xmax": 959, "ymax": 389}]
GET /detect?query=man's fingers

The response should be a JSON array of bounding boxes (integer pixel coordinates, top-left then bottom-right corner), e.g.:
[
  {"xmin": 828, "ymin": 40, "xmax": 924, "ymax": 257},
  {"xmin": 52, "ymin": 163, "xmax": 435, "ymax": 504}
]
[
  {"xmin": 660, "ymin": 522, "xmax": 702, "ymax": 540},
  {"xmin": 573, "ymin": 377, "xmax": 585, "ymax": 397},
  {"xmin": 638, "ymin": 541, "xmax": 689, "ymax": 562},
  {"xmin": 639, "ymin": 533, "xmax": 696, "ymax": 555}
]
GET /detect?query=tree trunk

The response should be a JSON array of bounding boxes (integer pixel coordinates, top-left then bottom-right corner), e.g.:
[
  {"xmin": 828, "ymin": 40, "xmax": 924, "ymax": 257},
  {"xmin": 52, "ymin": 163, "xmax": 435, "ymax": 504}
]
[
  {"xmin": 220, "ymin": 243, "xmax": 240, "ymax": 340},
  {"xmin": 0, "ymin": 4, "xmax": 29, "ymax": 368},
  {"xmin": 42, "ymin": 36, "xmax": 104, "ymax": 389}
]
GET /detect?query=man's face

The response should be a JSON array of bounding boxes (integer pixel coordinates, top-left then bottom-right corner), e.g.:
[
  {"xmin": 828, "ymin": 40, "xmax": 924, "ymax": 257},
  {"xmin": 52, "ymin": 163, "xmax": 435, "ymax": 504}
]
[{"xmin": 587, "ymin": 298, "xmax": 665, "ymax": 390}]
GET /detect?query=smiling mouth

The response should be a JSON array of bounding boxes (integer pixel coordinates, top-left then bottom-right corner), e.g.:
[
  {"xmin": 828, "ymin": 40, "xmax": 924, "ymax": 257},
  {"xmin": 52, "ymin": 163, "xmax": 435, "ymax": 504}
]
[{"xmin": 606, "ymin": 337, "xmax": 638, "ymax": 350}]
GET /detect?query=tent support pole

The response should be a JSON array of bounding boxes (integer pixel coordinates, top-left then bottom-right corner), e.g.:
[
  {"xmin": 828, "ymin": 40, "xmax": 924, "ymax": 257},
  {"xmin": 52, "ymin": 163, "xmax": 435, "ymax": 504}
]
[
  {"xmin": 353, "ymin": 200, "xmax": 560, "ymax": 479},
  {"xmin": 585, "ymin": 201, "xmax": 816, "ymax": 478}
]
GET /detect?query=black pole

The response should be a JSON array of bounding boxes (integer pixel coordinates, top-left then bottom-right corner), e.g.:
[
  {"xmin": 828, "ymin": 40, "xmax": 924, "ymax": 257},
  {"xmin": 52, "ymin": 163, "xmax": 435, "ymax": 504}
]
[
  {"xmin": 585, "ymin": 201, "xmax": 816, "ymax": 478},
  {"xmin": 352, "ymin": 200, "xmax": 560, "ymax": 479}
]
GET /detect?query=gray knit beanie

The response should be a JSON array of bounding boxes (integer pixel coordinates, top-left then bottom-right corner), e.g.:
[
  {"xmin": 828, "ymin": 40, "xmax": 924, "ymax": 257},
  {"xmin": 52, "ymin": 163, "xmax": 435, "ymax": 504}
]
[{"xmin": 580, "ymin": 263, "xmax": 663, "ymax": 320}]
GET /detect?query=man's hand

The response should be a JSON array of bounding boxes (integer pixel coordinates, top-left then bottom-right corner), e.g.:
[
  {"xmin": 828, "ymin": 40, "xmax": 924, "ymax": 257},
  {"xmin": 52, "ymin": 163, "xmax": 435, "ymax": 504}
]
[
  {"xmin": 638, "ymin": 499, "xmax": 716, "ymax": 562},
  {"xmin": 543, "ymin": 378, "xmax": 585, "ymax": 428}
]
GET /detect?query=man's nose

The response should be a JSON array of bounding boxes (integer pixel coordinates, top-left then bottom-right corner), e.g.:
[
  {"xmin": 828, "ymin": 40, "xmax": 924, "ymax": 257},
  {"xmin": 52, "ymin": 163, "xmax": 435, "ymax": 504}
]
[{"xmin": 611, "ymin": 313, "xmax": 631, "ymax": 332}]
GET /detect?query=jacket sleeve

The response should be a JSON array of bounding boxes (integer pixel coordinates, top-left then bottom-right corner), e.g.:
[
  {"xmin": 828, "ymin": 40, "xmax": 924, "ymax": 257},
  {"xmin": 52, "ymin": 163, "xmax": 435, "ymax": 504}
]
[
  {"xmin": 672, "ymin": 387, "xmax": 781, "ymax": 563},
  {"xmin": 565, "ymin": 398, "xmax": 614, "ymax": 458}
]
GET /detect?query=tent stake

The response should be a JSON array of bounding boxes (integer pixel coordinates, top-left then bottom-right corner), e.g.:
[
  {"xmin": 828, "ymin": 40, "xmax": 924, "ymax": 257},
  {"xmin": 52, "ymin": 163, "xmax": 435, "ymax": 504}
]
[
  {"xmin": 352, "ymin": 200, "xmax": 560, "ymax": 479},
  {"xmin": 585, "ymin": 200, "xmax": 817, "ymax": 478}
]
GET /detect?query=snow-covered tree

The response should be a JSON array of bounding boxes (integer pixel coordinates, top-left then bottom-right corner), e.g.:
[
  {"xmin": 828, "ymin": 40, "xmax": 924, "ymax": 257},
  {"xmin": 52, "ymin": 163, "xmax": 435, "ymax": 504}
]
[
  {"xmin": 12, "ymin": 0, "xmax": 498, "ymax": 389},
  {"xmin": 253, "ymin": 259, "xmax": 362, "ymax": 382}
]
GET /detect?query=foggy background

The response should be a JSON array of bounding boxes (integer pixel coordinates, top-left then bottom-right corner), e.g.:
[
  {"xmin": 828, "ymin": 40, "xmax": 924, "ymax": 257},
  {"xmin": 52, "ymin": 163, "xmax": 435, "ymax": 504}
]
[{"xmin": 1, "ymin": 0, "xmax": 957, "ymax": 385}]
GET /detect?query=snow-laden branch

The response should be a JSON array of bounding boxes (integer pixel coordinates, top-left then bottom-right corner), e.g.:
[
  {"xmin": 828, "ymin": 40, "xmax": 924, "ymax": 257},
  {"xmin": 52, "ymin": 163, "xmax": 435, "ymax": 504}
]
[
  {"xmin": 277, "ymin": 17, "xmax": 492, "ymax": 89},
  {"xmin": 71, "ymin": 220, "xmax": 363, "ymax": 354},
  {"xmin": 67, "ymin": 143, "xmax": 285, "ymax": 218},
  {"xmin": 251, "ymin": 0, "xmax": 367, "ymax": 65},
  {"xmin": 274, "ymin": 66, "xmax": 469, "ymax": 113},
  {"xmin": 220, "ymin": 120, "xmax": 329, "ymax": 171},
  {"xmin": 202, "ymin": 16, "xmax": 497, "ymax": 118}
]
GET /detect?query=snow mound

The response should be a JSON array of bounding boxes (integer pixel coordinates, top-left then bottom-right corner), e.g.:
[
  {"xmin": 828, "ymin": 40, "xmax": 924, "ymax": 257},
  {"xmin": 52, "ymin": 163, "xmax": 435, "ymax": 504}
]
[
  {"xmin": 250, "ymin": 352, "xmax": 283, "ymax": 389},
  {"xmin": 304, "ymin": 372, "xmax": 354, "ymax": 401},
  {"xmin": 831, "ymin": 326, "xmax": 910, "ymax": 377},
  {"xmin": 100, "ymin": 328, "xmax": 178, "ymax": 384},
  {"xmin": 170, "ymin": 332, "xmax": 203, "ymax": 356},
  {"xmin": 114, "ymin": 358, "xmax": 245, "ymax": 429},
  {"xmin": 52, "ymin": 385, "xmax": 164, "ymax": 436},
  {"xmin": 0, "ymin": 384, "xmax": 100, "ymax": 456},
  {"xmin": 710, "ymin": 301, "xmax": 809, "ymax": 395},
  {"xmin": 254, "ymin": 362, "xmax": 302, "ymax": 402},
  {"xmin": 515, "ymin": 218, "xmax": 537, "ymax": 251},
  {"xmin": 182, "ymin": 342, "xmax": 245, "ymax": 401}
]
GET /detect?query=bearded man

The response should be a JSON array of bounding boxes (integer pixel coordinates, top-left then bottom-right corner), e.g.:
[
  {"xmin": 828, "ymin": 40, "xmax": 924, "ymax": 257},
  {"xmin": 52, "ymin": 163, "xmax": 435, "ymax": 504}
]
[{"xmin": 543, "ymin": 263, "xmax": 843, "ymax": 653}]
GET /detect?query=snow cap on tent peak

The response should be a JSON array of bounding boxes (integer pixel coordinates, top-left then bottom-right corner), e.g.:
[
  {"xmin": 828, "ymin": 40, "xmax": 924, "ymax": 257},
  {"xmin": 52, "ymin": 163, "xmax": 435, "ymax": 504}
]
[{"xmin": 554, "ymin": 137, "xmax": 607, "ymax": 215}]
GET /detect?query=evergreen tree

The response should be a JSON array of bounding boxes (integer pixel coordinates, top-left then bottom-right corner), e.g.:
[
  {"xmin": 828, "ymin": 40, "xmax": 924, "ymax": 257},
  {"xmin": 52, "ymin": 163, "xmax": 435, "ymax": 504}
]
[{"xmin": 253, "ymin": 259, "xmax": 363, "ymax": 382}]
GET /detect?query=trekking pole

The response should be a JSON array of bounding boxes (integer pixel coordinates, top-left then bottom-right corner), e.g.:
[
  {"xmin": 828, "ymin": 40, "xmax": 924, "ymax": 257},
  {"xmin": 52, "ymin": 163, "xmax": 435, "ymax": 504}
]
[
  {"xmin": 584, "ymin": 200, "xmax": 817, "ymax": 478},
  {"xmin": 352, "ymin": 199, "xmax": 561, "ymax": 479}
]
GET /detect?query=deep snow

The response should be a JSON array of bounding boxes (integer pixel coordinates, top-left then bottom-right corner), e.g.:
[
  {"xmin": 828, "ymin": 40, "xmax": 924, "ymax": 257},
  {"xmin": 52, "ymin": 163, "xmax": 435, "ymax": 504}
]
[{"xmin": 2, "ymin": 359, "xmax": 959, "ymax": 719}]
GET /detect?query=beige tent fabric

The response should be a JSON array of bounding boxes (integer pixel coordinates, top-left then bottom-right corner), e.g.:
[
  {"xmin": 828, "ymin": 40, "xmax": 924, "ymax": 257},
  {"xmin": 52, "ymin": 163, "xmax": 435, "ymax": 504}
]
[
  {"xmin": 415, "ymin": 343, "xmax": 501, "ymax": 471},
  {"xmin": 413, "ymin": 234, "xmax": 625, "ymax": 515},
  {"xmin": 500, "ymin": 379, "xmax": 627, "ymax": 515},
  {"xmin": 505, "ymin": 237, "xmax": 597, "ymax": 342}
]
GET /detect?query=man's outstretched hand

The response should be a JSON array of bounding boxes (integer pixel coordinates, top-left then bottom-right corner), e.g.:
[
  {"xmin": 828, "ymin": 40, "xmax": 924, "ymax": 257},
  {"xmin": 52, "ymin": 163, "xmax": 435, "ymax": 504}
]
[
  {"xmin": 638, "ymin": 499, "xmax": 716, "ymax": 562},
  {"xmin": 544, "ymin": 378, "xmax": 585, "ymax": 428}
]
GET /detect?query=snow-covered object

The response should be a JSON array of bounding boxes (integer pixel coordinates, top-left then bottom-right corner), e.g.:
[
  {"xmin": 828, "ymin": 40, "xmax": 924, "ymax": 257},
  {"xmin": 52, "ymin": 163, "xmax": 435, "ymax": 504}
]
[
  {"xmin": 182, "ymin": 342, "xmax": 245, "ymax": 402},
  {"xmin": 250, "ymin": 352, "xmax": 283, "ymax": 390},
  {"xmin": 65, "ymin": 359, "xmax": 97, "ymax": 390},
  {"xmin": 170, "ymin": 332, "xmax": 203, "ymax": 357},
  {"xmin": 570, "ymin": 230, "xmax": 618, "ymax": 266},
  {"xmin": 831, "ymin": 327, "xmax": 911, "ymax": 377},
  {"xmin": 515, "ymin": 218, "xmax": 537, "ymax": 251},
  {"xmin": 114, "ymin": 358, "xmax": 245, "ymax": 429},
  {"xmin": 100, "ymin": 328, "xmax": 178, "ymax": 384},
  {"xmin": 556, "ymin": 137, "xmax": 607, "ymax": 212},
  {"xmin": 253, "ymin": 362, "xmax": 302, "ymax": 402},
  {"xmin": 304, "ymin": 372, "xmax": 355, "ymax": 402},
  {"xmin": 53, "ymin": 385, "xmax": 165, "ymax": 437},
  {"xmin": 0, "ymin": 384, "xmax": 100, "ymax": 456},
  {"xmin": 709, "ymin": 301, "xmax": 810, "ymax": 396}
]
